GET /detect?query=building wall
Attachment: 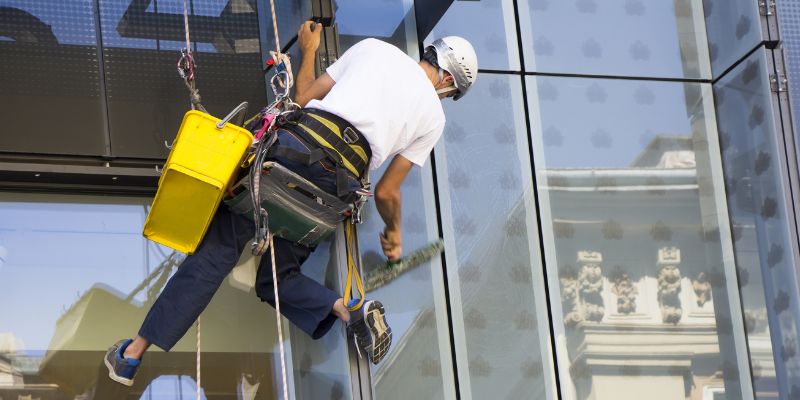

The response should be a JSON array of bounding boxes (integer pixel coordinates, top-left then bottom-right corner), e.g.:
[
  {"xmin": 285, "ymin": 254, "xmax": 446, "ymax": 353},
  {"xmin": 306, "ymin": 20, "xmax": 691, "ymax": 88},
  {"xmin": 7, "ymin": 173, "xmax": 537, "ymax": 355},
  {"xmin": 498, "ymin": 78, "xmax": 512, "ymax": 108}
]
[
  {"xmin": 3, "ymin": 0, "xmax": 800, "ymax": 399},
  {"xmin": 366, "ymin": 0, "xmax": 800, "ymax": 399}
]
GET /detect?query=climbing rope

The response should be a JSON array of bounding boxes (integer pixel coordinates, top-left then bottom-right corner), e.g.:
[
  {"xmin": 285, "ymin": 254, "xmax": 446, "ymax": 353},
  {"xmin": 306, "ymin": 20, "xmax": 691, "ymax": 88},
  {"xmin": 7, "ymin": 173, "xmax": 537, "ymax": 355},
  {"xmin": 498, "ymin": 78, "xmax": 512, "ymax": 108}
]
[
  {"xmin": 257, "ymin": 0, "xmax": 293, "ymax": 388},
  {"xmin": 269, "ymin": 234, "xmax": 290, "ymax": 400},
  {"xmin": 177, "ymin": 0, "xmax": 206, "ymax": 114},
  {"xmin": 177, "ymin": 1, "xmax": 205, "ymax": 398},
  {"xmin": 196, "ymin": 318, "xmax": 201, "ymax": 399}
]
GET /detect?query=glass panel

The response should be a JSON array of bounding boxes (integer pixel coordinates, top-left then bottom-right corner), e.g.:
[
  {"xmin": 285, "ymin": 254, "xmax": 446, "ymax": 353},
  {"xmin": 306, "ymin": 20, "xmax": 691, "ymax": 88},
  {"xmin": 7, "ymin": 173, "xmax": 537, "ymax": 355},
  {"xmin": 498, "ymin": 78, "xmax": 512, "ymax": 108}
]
[
  {"xmin": 527, "ymin": 76, "xmax": 753, "ymax": 398},
  {"xmin": 335, "ymin": 0, "xmax": 419, "ymax": 56},
  {"xmin": 100, "ymin": 0, "xmax": 267, "ymax": 159},
  {"xmin": 0, "ymin": 193, "xmax": 294, "ymax": 399},
  {"xmin": 287, "ymin": 241, "xmax": 355, "ymax": 400},
  {"xmin": 423, "ymin": 0, "xmax": 520, "ymax": 71},
  {"xmin": 776, "ymin": 0, "xmax": 800, "ymax": 159},
  {"xmin": 0, "ymin": 0, "xmax": 108, "ymax": 155},
  {"xmin": 715, "ymin": 48, "xmax": 800, "ymax": 399},
  {"xmin": 518, "ymin": 0, "xmax": 711, "ymax": 79},
  {"xmin": 434, "ymin": 73, "xmax": 555, "ymax": 399},
  {"xmin": 703, "ymin": 0, "xmax": 762, "ymax": 77},
  {"xmin": 355, "ymin": 163, "xmax": 455, "ymax": 400}
]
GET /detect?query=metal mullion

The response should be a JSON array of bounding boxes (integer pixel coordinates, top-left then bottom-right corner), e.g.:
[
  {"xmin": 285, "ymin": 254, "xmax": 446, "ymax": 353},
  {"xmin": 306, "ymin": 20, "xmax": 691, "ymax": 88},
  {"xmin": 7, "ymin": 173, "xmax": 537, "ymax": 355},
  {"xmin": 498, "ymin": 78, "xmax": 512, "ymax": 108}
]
[
  {"xmin": 510, "ymin": 0, "xmax": 563, "ymax": 398},
  {"xmin": 765, "ymin": 45, "xmax": 800, "ymax": 396},
  {"xmin": 768, "ymin": 45, "xmax": 800, "ymax": 288},
  {"xmin": 92, "ymin": 0, "xmax": 113, "ymax": 157},
  {"xmin": 412, "ymin": 6, "xmax": 463, "ymax": 396},
  {"xmin": 312, "ymin": 1, "xmax": 373, "ymax": 397}
]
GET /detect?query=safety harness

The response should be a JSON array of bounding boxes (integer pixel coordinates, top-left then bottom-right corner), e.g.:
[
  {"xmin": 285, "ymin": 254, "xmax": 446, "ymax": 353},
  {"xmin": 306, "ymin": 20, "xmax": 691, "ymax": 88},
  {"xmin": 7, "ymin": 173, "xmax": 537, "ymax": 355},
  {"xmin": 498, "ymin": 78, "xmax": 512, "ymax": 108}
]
[{"xmin": 259, "ymin": 108, "xmax": 372, "ymax": 200}]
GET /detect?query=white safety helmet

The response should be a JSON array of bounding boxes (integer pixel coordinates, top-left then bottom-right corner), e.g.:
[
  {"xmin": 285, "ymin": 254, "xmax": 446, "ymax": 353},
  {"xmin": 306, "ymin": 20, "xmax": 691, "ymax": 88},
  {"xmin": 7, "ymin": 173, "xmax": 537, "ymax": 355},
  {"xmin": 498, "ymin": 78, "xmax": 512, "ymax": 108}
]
[{"xmin": 424, "ymin": 36, "xmax": 478, "ymax": 100}]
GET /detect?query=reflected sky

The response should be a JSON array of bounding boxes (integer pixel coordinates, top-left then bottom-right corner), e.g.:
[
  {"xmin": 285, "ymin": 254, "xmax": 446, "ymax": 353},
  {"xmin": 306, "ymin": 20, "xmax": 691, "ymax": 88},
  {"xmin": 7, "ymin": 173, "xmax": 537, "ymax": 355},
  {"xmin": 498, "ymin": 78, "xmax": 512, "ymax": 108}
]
[
  {"xmin": 335, "ymin": 0, "xmax": 413, "ymax": 38},
  {"xmin": 0, "ymin": 0, "xmax": 259, "ymax": 52},
  {"xmin": 529, "ymin": 77, "xmax": 697, "ymax": 168},
  {"xmin": 0, "ymin": 197, "xmax": 162, "ymax": 352}
]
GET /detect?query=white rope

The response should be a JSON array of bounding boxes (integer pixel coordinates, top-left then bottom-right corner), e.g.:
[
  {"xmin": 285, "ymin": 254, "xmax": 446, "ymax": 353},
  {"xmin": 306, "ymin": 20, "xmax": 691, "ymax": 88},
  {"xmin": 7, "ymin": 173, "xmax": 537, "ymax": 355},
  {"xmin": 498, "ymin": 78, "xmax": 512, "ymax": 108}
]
[
  {"xmin": 265, "ymin": 1, "xmax": 290, "ymax": 397},
  {"xmin": 269, "ymin": 0, "xmax": 282, "ymax": 57},
  {"xmin": 269, "ymin": 234, "xmax": 290, "ymax": 400},
  {"xmin": 196, "ymin": 317, "xmax": 201, "ymax": 400},
  {"xmin": 183, "ymin": 0, "xmax": 191, "ymax": 53}
]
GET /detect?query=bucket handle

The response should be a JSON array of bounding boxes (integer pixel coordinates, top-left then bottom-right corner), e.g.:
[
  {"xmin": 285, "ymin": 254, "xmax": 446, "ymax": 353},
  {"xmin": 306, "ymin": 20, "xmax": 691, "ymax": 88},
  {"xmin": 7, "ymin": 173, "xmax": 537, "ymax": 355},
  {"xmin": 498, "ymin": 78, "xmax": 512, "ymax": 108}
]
[{"xmin": 216, "ymin": 101, "xmax": 249, "ymax": 129}]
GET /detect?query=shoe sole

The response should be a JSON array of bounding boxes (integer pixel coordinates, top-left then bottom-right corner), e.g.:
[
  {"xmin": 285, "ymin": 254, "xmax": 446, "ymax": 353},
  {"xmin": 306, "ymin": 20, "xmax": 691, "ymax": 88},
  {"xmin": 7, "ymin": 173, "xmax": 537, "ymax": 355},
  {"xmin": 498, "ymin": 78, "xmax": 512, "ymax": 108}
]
[
  {"xmin": 364, "ymin": 301, "xmax": 392, "ymax": 364},
  {"xmin": 104, "ymin": 352, "xmax": 134, "ymax": 387}
]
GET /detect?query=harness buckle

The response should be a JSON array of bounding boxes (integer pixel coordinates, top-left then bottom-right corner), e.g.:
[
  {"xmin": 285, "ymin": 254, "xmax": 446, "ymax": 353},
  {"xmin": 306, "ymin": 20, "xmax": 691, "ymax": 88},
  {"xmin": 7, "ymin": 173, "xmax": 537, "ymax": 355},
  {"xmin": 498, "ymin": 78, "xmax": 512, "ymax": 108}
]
[{"xmin": 343, "ymin": 127, "xmax": 359, "ymax": 144}]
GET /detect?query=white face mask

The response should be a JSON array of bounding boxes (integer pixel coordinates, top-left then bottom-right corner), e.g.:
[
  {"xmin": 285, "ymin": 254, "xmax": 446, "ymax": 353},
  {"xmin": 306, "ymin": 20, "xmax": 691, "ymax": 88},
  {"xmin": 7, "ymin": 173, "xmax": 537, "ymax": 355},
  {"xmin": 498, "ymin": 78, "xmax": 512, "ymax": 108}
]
[
  {"xmin": 435, "ymin": 68, "xmax": 457, "ymax": 96},
  {"xmin": 436, "ymin": 86, "xmax": 457, "ymax": 95}
]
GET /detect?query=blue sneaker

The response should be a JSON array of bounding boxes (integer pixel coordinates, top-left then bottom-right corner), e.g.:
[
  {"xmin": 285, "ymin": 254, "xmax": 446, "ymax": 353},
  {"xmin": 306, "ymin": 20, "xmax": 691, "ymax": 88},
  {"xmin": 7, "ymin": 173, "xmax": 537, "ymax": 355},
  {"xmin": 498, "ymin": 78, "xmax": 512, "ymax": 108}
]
[
  {"xmin": 104, "ymin": 339, "xmax": 141, "ymax": 387},
  {"xmin": 348, "ymin": 300, "xmax": 392, "ymax": 364}
]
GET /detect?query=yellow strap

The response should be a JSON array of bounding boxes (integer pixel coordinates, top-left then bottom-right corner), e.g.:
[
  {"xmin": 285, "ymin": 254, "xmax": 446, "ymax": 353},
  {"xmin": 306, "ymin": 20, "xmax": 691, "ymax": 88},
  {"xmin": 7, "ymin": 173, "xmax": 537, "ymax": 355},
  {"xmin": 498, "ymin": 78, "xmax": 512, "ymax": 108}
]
[
  {"xmin": 306, "ymin": 114, "xmax": 370, "ymax": 164},
  {"xmin": 297, "ymin": 122, "xmax": 362, "ymax": 177},
  {"xmin": 343, "ymin": 221, "xmax": 365, "ymax": 311}
]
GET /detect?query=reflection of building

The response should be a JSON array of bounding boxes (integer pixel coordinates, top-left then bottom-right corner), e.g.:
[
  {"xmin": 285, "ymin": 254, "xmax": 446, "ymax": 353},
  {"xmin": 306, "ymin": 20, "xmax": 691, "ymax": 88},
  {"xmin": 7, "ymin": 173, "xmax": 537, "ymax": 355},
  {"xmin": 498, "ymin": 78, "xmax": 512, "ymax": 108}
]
[
  {"xmin": 373, "ymin": 136, "xmax": 777, "ymax": 399},
  {"xmin": 35, "ymin": 254, "xmax": 281, "ymax": 399},
  {"xmin": 547, "ymin": 137, "xmax": 776, "ymax": 399},
  {"xmin": 0, "ymin": 333, "xmax": 24, "ymax": 386}
]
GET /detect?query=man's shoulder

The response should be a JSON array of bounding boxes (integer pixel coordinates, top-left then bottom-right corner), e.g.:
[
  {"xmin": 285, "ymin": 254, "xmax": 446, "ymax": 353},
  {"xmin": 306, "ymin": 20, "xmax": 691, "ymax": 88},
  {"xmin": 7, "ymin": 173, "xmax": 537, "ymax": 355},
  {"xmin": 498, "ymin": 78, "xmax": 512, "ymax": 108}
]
[{"xmin": 350, "ymin": 38, "xmax": 409, "ymax": 60}]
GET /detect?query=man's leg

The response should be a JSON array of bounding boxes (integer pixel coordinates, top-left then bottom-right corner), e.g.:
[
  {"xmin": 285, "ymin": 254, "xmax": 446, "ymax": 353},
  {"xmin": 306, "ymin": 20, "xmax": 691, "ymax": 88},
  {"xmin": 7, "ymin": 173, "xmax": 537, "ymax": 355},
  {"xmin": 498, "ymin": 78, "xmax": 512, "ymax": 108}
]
[
  {"xmin": 105, "ymin": 206, "xmax": 252, "ymax": 386},
  {"xmin": 253, "ymin": 237, "xmax": 345, "ymax": 339},
  {"xmin": 138, "ymin": 206, "xmax": 254, "ymax": 350}
]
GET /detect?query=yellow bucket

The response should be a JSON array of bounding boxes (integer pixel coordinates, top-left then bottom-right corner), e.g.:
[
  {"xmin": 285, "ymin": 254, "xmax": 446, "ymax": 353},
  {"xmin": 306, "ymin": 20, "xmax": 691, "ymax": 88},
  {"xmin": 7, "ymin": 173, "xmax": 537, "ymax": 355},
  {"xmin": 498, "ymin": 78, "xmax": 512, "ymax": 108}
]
[{"xmin": 144, "ymin": 109, "xmax": 253, "ymax": 254}]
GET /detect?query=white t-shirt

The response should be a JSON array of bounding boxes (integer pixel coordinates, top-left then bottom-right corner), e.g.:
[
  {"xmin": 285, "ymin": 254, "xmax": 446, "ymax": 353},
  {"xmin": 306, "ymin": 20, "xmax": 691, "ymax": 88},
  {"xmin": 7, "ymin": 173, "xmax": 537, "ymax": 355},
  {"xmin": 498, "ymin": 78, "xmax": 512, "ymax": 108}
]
[{"xmin": 306, "ymin": 38, "xmax": 445, "ymax": 170}]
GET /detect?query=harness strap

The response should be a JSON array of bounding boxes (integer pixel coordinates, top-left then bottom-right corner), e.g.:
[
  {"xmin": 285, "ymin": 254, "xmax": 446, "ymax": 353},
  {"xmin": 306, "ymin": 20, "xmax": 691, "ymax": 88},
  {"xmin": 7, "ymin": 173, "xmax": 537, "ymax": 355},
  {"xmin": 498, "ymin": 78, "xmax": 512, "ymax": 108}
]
[{"xmin": 280, "ymin": 109, "xmax": 371, "ymax": 179}]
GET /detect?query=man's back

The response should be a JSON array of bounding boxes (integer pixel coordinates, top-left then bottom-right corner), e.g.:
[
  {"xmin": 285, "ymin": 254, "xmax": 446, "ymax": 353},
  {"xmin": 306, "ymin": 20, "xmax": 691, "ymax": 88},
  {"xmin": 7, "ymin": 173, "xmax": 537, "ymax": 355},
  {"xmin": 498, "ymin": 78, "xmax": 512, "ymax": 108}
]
[{"xmin": 307, "ymin": 38, "xmax": 446, "ymax": 170}]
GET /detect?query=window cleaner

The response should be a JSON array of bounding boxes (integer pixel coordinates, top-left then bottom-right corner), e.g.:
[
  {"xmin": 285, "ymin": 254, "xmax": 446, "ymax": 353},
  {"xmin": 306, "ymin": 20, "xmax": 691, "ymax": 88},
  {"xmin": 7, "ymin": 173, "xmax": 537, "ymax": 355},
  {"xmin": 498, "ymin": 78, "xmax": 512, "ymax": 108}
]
[{"xmin": 102, "ymin": 0, "xmax": 478, "ymax": 397}]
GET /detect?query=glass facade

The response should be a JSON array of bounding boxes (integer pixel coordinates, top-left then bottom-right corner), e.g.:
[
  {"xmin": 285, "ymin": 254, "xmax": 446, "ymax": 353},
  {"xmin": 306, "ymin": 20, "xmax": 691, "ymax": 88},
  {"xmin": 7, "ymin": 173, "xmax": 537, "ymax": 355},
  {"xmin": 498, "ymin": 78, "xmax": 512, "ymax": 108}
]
[
  {"xmin": 529, "ymin": 76, "xmax": 752, "ymax": 398},
  {"xmin": 4, "ymin": 0, "xmax": 800, "ymax": 399}
]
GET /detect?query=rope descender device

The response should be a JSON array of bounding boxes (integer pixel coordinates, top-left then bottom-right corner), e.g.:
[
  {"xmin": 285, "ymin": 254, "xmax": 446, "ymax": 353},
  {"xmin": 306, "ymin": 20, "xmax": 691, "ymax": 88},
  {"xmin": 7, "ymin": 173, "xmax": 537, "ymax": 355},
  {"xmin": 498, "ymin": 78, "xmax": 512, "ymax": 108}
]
[{"xmin": 177, "ymin": 48, "xmax": 195, "ymax": 82}]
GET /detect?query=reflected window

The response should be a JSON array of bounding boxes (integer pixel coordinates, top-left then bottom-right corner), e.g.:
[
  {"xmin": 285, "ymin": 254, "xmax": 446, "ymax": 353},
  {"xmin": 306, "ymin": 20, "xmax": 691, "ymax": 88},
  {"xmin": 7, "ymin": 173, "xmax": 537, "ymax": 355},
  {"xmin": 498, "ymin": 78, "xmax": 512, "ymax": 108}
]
[
  {"xmin": 703, "ymin": 0, "xmax": 762, "ymax": 77},
  {"xmin": 0, "ymin": 1, "xmax": 107, "ymax": 155},
  {"xmin": 336, "ymin": 0, "xmax": 419, "ymax": 56},
  {"xmin": 423, "ymin": 0, "xmax": 519, "ymax": 71},
  {"xmin": 99, "ymin": 0, "xmax": 268, "ymax": 159},
  {"xmin": 518, "ymin": 0, "xmax": 710, "ymax": 79},
  {"xmin": 527, "ymin": 76, "xmax": 752, "ymax": 398}
]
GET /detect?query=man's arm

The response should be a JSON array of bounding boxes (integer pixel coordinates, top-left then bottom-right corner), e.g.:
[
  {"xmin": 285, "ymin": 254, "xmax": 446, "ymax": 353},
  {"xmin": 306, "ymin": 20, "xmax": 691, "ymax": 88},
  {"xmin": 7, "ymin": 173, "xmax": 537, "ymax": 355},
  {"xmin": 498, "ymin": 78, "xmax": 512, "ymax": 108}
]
[
  {"xmin": 375, "ymin": 155, "xmax": 414, "ymax": 261},
  {"xmin": 295, "ymin": 21, "xmax": 335, "ymax": 107}
]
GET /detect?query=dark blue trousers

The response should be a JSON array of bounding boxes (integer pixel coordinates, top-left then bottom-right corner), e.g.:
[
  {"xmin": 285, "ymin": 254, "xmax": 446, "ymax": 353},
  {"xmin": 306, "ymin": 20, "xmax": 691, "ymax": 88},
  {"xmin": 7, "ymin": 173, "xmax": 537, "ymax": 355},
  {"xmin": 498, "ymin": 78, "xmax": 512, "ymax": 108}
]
[{"xmin": 139, "ymin": 129, "xmax": 357, "ymax": 351}]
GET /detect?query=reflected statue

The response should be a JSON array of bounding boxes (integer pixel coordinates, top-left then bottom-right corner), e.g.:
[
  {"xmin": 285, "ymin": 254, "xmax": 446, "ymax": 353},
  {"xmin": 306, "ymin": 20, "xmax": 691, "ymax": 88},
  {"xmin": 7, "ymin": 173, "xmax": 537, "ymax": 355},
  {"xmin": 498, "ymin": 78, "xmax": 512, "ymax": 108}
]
[
  {"xmin": 657, "ymin": 247, "xmax": 683, "ymax": 324},
  {"xmin": 578, "ymin": 251, "xmax": 605, "ymax": 322},
  {"xmin": 692, "ymin": 272, "xmax": 712, "ymax": 307},
  {"xmin": 610, "ymin": 269, "xmax": 638, "ymax": 314}
]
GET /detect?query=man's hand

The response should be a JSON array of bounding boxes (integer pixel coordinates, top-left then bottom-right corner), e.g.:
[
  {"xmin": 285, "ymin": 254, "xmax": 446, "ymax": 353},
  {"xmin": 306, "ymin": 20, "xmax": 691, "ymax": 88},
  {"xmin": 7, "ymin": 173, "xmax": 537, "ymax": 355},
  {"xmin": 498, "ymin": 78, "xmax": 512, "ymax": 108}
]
[
  {"xmin": 298, "ymin": 21, "xmax": 322, "ymax": 56},
  {"xmin": 380, "ymin": 228, "xmax": 402, "ymax": 261}
]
